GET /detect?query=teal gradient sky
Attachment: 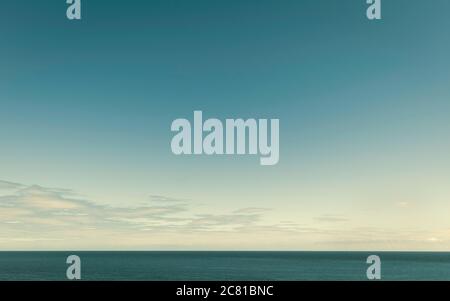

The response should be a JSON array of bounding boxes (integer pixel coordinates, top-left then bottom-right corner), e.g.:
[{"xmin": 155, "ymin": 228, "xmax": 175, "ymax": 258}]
[{"xmin": 1, "ymin": 0, "xmax": 450, "ymax": 250}]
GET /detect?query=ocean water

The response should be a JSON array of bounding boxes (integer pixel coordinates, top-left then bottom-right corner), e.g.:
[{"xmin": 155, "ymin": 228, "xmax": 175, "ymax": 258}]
[{"xmin": 0, "ymin": 252, "xmax": 449, "ymax": 281}]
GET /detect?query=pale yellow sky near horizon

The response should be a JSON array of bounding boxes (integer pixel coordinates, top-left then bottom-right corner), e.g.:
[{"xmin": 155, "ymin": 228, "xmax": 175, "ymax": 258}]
[{"xmin": 1, "ymin": 176, "xmax": 449, "ymax": 251}]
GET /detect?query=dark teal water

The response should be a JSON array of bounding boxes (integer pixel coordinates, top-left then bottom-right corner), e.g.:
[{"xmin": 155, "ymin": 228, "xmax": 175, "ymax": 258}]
[{"xmin": 0, "ymin": 252, "xmax": 449, "ymax": 281}]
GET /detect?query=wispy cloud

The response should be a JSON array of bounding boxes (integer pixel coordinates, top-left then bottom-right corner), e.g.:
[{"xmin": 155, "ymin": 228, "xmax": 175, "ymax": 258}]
[
  {"xmin": 1, "ymin": 180, "xmax": 449, "ymax": 250},
  {"xmin": 314, "ymin": 215, "xmax": 349, "ymax": 223},
  {"xmin": 0, "ymin": 180, "xmax": 26, "ymax": 190},
  {"xmin": 395, "ymin": 201, "xmax": 410, "ymax": 208},
  {"xmin": 0, "ymin": 180, "xmax": 310, "ymax": 249}
]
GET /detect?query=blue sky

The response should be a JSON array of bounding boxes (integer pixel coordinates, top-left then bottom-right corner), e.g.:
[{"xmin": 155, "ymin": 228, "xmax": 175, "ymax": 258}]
[{"xmin": 1, "ymin": 0, "xmax": 450, "ymax": 250}]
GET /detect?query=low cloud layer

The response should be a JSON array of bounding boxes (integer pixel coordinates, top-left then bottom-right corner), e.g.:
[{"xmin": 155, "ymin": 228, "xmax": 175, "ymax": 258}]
[
  {"xmin": 1, "ymin": 180, "xmax": 449, "ymax": 250},
  {"xmin": 0, "ymin": 180, "xmax": 309, "ymax": 249}
]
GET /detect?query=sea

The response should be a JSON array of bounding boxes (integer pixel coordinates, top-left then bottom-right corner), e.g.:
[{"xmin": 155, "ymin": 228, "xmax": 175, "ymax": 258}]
[{"xmin": 0, "ymin": 252, "xmax": 449, "ymax": 281}]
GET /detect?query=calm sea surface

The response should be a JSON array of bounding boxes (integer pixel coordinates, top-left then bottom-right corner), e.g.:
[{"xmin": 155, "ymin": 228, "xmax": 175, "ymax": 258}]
[{"xmin": 0, "ymin": 252, "xmax": 449, "ymax": 280}]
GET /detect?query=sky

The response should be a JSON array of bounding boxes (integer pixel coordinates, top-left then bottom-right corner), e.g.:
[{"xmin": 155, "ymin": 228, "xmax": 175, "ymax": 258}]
[{"xmin": 1, "ymin": 0, "xmax": 450, "ymax": 250}]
